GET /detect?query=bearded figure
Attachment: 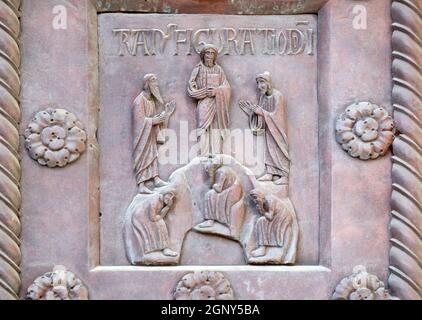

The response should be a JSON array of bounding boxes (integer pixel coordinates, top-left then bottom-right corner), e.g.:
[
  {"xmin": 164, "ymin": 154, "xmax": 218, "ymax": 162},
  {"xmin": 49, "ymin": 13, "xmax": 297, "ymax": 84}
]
[
  {"xmin": 132, "ymin": 73, "xmax": 175, "ymax": 194},
  {"xmin": 188, "ymin": 44, "xmax": 231, "ymax": 156},
  {"xmin": 239, "ymin": 72, "xmax": 290, "ymax": 185}
]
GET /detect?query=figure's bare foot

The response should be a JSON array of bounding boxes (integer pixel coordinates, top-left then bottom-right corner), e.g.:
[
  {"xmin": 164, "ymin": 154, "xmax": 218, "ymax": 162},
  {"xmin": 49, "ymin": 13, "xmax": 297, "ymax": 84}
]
[
  {"xmin": 138, "ymin": 183, "xmax": 154, "ymax": 194},
  {"xmin": 163, "ymin": 248, "xmax": 178, "ymax": 257},
  {"xmin": 198, "ymin": 220, "xmax": 215, "ymax": 228},
  {"xmin": 274, "ymin": 176, "xmax": 289, "ymax": 185},
  {"xmin": 251, "ymin": 246, "xmax": 267, "ymax": 257},
  {"xmin": 154, "ymin": 177, "xmax": 168, "ymax": 188},
  {"xmin": 258, "ymin": 174, "xmax": 273, "ymax": 182}
]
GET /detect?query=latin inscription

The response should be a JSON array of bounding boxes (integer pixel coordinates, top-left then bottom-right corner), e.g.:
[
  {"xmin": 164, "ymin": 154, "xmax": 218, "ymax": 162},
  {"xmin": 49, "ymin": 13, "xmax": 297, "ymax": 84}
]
[{"xmin": 113, "ymin": 22, "xmax": 315, "ymax": 56}]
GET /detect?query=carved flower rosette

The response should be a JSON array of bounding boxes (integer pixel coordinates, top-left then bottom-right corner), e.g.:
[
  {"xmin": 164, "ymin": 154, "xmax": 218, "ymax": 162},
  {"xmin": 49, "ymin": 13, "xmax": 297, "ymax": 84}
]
[
  {"xmin": 332, "ymin": 266, "xmax": 396, "ymax": 300},
  {"xmin": 336, "ymin": 102, "xmax": 395, "ymax": 160},
  {"xmin": 24, "ymin": 108, "xmax": 87, "ymax": 168},
  {"xmin": 26, "ymin": 265, "xmax": 88, "ymax": 300},
  {"xmin": 173, "ymin": 271, "xmax": 234, "ymax": 300}
]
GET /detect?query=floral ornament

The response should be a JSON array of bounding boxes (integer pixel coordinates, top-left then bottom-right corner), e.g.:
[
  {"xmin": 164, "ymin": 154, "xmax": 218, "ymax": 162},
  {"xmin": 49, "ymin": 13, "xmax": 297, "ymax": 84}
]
[
  {"xmin": 332, "ymin": 265, "xmax": 397, "ymax": 300},
  {"xmin": 24, "ymin": 108, "xmax": 87, "ymax": 168},
  {"xmin": 336, "ymin": 102, "xmax": 395, "ymax": 160},
  {"xmin": 173, "ymin": 271, "xmax": 234, "ymax": 300},
  {"xmin": 26, "ymin": 265, "xmax": 88, "ymax": 300}
]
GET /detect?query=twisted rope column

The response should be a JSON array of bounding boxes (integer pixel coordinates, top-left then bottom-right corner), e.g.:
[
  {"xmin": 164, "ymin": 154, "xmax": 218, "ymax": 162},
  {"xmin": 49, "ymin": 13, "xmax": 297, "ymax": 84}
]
[
  {"xmin": 390, "ymin": 0, "xmax": 422, "ymax": 300},
  {"xmin": 0, "ymin": 0, "xmax": 21, "ymax": 300}
]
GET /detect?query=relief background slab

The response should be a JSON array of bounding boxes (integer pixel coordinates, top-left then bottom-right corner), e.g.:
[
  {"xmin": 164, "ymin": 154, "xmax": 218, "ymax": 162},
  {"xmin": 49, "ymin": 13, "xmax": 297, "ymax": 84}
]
[
  {"xmin": 98, "ymin": 13, "xmax": 319, "ymax": 266},
  {"xmin": 18, "ymin": 0, "xmax": 393, "ymax": 299}
]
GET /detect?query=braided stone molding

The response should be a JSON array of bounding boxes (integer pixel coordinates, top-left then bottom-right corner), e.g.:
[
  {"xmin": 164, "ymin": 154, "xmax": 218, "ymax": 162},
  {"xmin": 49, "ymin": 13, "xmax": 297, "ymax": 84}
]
[
  {"xmin": 389, "ymin": 0, "xmax": 422, "ymax": 300},
  {"xmin": 0, "ymin": 0, "xmax": 21, "ymax": 300}
]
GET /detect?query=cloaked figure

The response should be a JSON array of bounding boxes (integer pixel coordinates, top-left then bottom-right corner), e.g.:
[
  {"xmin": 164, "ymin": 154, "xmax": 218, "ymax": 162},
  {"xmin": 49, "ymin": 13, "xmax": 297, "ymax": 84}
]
[
  {"xmin": 188, "ymin": 44, "xmax": 231, "ymax": 156},
  {"xmin": 195, "ymin": 165, "xmax": 245, "ymax": 240},
  {"xmin": 249, "ymin": 189, "xmax": 299, "ymax": 264},
  {"xmin": 124, "ymin": 190, "xmax": 179, "ymax": 265},
  {"xmin": 132, "ymin": 73, "xmax": 175, "ymax": 194},
  {"xmin": 239, "ymin": 72, "xmax": 290, "ymax": 185}
]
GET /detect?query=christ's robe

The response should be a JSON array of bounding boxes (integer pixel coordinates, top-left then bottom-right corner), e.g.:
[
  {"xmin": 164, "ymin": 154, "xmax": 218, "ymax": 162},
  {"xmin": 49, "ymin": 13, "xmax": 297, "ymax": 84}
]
[
  {"xmin": 249, "ymin": 89, "xmax": 290, "ymax": 177},
  {"xmin": 255, "ymin": 196, "xmax": 293, "ymax": 247},
  {"xmin": 188, "ymin": 62, "xmax": 231, "ymax": 155},
  {"xmin": 132, "ymin": 92, "xmax": 161, "ymax": 184},
  {"xmin": 125, "ymin": 194, "xmax": 170, "ymax": 262}
]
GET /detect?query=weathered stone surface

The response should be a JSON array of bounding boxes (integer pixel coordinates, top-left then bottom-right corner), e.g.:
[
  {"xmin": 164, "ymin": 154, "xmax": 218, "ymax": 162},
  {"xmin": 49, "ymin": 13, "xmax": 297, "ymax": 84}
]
[
  {"xmin": 99, "ymin": 13, "xmax": 319, "ymax": 266},
  {"xmin": 17, "ymin": 0, "xmax": 395, "ymax": 300}
]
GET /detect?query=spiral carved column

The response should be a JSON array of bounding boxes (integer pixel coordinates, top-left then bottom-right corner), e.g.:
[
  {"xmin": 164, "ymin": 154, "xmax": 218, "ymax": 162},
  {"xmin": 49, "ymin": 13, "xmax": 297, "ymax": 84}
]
[
  {"xmin": 389, "ymin": 0, "xmax": 422, "ymax": 300},
  {"xmin": 0, "ymin": 0, "xmax": 21, "ymax": 300}
]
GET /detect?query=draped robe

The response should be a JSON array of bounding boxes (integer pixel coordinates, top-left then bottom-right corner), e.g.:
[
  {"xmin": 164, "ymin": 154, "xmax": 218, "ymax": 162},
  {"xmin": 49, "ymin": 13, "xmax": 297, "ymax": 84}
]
[
  {"xmin": 249, "ymin": 89, "xmax": 290, "ymax": 177},
  {"xmin": 188, "ymin": 62, "xmax": 231, "ymax": 155},
  {"xmin": 125, "ymin": 194, "xmax": 170, "ymax": 263},
  {"xmin": 204, "ymin": 167, "xmax": 244, "ymax": 227},
  {"xmin": 255, "ymin": 196, "xmax": 293, "ymax": 247},
  {"xmin": 132, "ymin": 92, "xmax": 161, "ymax": 184}
]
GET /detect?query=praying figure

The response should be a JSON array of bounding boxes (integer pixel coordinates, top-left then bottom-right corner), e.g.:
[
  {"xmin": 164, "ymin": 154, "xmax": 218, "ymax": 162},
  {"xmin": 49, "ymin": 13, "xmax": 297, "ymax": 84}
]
[
  {"xmin": 124, "ymin": 190, "xmax": 178, "ymax": 265},
  {"xmin": 132, "ymin": 73, "xmax": 176, "ymax": 194},
  {"xmin": 195, "ymin": 165, "xmax": 245, "ymax": 240},
  {"xmin": 188, "ymin": 44, "xmax": 231, "ymax": 156},
  {"xmin": 239, "ymin": 72, "xmax": 290, "ymax": 185},
  {"xmin": 249, "ymin": 189, "xmax": 298, "ymax": 264}
]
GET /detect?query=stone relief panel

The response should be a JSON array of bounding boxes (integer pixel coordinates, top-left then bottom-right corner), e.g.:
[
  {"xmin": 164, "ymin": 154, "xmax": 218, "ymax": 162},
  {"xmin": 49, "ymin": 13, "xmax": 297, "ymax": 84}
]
[
  {"xmin": 24, "ymin": 108, "xmax": 87, "ymax": 168},
  {"xmin": 26, "ymin": 265, "xmax": 88, "ymax": 300},
  {"xmin": 173, "ymin": 271, "xmax": 234, "ymax": 300},
  {"xmin": 99, "ymin": 14, "xmax": 318, "ymax": 266},
  {"xmin": 335, "ymin": 102, "xmax": 395, "ymax": 160},
  {"xmin": 16, "ymin": 0, "xmax": 398, "ymax": 300},
  {"xmin": 332, "ymin": 266, "xmax": 397, "ymax": 300}
]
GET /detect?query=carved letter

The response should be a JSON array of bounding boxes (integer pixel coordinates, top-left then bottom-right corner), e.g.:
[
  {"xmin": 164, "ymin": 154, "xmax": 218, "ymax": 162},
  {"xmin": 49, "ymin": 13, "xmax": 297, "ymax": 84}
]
[
  {"xmin": 193, "ymin": 28, "xmax": 211, "ymax": 53},
  {"xmin": 306, "ymin": 29, "xmax": 315, "ymax": 55},
  {"xmin": 113, "ymin": 29, "xmax": 132, "ymax": 56},
  {"xmin": 258, "ymin": 28, "xmax": 276, "ymax": 55},
  {"xmin": 150, "ymin": 29, "xmax": 165, "ymax": 55},
  {"xmin": 131, "ymin": 29, "xmax": 151, "ymax": 56},
  {"xmin": 239, "ymin": 28, "xmax": 256, "ymax": 55},
  {"xmin": 220, "ymin": 28, "xmax": 239, "ymax": 55},
  {"xmin": 287, "ymin": 29, "xmax": 305, "ymax": 55},
  {"xmin": 173, "ymin": 29, "xmax": 187, "ymax": 56},
  {"xmin": 277, "ymin": 30, "xmax": 287, "ymax": 55}
]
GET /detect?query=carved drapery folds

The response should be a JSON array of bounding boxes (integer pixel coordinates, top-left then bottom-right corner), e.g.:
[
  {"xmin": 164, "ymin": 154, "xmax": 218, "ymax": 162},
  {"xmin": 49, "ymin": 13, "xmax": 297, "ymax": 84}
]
[
  {"xmin": 390, "ymin": 0, "xmax": 422, "ymax": 300},
  {"xmin": 0, "ymin": 0, "xmax": 21, "ymax": 300},
  {"xmin": 24, "ymin": 108, "xmax": 87, "ymax": 168},
  {"xmin": 173, "ymin": 271, "xmax": 234, "ymax": 300},
  {"xmin": 335, "ymin": 102, "xmax": 395, "ymax": 160},
  {"xmin": 332, "ymin": 266, "xmax": 397, "ymax": 300},
  {"xmin": 26, "ymin": 265, "xmax": 88, "ymax": 300},
  {"xmin": 124, "ymin": 68, "xmax": 299, "ymax": 267}
]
